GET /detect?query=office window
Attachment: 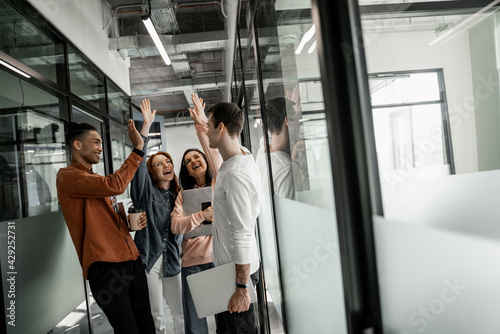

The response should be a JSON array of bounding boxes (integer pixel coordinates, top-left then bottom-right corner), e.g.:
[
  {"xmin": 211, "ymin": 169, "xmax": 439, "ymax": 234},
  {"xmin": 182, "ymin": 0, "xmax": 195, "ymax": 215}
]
[
  {"xmin": 110, "ymin": 119, "xmax": 132, "ymax": 201},
  {"xmin": 107, "ymin": 80, "xmax": 130, "ymax": 122},
  {"xmin": 0, "ymin": 68, "xmax": 66, "ymax": 220},
  {"xmin": 370, "ymin": 70, "xmax": 454, "ymax": 183},
  {"xmin": 0, "ymin": 0, "xmax": 66, "ymax": 85},
  {"xmin": 68, "ymin": 45, "xmax": 106, "ymax": 111}
]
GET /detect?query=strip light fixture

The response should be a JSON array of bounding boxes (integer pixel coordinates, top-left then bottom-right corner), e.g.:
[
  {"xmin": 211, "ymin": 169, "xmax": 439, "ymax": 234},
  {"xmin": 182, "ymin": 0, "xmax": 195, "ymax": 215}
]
[
  {"xmin": 142, "ymin": 0, "xmax": 171, "ymax": 65},
  {"xmin": 0, "ymin": 59, "xmax": 31, "ymax": 78},
  {"xmin": 295, "ymin": 24, "xmax": 316, "ymax": 55}
]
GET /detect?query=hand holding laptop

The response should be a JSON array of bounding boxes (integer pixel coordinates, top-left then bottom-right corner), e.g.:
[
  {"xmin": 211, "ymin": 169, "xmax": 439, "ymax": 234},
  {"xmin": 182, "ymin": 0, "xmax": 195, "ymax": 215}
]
[{"xmin": 228, "ymin": 287, "xmax": 252, "ymax": 314}]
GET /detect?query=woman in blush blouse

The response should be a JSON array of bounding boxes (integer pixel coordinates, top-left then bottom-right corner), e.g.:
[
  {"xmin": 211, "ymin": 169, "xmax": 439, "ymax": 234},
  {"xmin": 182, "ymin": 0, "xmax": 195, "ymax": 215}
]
[{"xmin": 171, "ymin": 93, "xmax": 223, "ymax": 334}]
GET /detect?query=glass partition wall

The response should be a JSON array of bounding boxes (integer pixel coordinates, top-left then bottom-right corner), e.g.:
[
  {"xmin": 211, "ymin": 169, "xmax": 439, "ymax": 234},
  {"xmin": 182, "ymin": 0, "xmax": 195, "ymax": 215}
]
[
  {"xmin": 237, "ymin": 1, "xmax": 350, "ymax": 333},
  {"xmin": 358, "ymin": 1, "xmax": 500, "ymax": 334},
  {"xmin": 0, "ymin": 0, "xmax": 135, "ymax": 333}
]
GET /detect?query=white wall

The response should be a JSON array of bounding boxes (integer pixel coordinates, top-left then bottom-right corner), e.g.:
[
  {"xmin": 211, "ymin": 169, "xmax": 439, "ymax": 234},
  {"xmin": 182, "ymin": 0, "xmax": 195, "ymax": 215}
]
[
  {"xmin": 163, "ymin": 125, "xmax": 206, "ymax": 176},
  {"xmin": 364, "ymin": 29, "xmax": 478, "ymax": 174},
  {"xmin": 469, "ymin": 17, "xmax": 500, "ymax": 172},
  {"xmin": 28, "ymin": 0, "xmax": 131, "ymax": 94}
]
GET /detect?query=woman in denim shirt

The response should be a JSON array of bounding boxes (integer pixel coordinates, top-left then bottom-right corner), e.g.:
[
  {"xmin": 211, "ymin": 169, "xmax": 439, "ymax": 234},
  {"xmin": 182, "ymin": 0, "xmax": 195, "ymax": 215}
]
[{"xmin": 131, "ymin": 99, "xmax": 184, "ymax": 334}]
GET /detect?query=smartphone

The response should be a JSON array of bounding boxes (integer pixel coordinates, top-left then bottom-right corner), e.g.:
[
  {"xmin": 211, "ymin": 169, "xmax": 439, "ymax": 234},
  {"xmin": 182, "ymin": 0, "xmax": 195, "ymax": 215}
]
[{"xmin": 201, "ymin": 201, "xmax": 212, "ymax": 224}]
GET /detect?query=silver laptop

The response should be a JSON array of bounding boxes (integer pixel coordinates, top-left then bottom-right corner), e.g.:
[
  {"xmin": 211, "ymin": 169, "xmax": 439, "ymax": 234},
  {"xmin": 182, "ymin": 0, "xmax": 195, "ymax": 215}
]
[
  {"xmin": 182, "ymin": 186, "xmax": 213, "ymax": 216},
  {"xmin": 186, "ymin": 262, "xmax": 257, "ymax": 318}
]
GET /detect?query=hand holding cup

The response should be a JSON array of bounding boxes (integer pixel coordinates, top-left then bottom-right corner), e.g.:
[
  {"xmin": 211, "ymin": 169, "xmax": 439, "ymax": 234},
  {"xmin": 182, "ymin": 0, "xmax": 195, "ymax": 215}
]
[{"xmin": 128, "ymin": 207, "xmax": 147, "ymax": 230}]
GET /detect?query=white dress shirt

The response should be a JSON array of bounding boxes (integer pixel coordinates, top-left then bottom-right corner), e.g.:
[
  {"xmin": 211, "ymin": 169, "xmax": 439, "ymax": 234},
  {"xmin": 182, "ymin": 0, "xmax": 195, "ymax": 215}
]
[{"xmin": 212, "ymin": 147, "xmax": 261, "ymax": 274}]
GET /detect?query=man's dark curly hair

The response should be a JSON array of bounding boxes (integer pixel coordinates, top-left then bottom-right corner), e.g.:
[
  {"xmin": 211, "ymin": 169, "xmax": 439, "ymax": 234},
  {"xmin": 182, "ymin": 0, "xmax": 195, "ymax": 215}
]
[{"xmin": 65, "ymin": 122, "xmax": 98, "ymax": 148}]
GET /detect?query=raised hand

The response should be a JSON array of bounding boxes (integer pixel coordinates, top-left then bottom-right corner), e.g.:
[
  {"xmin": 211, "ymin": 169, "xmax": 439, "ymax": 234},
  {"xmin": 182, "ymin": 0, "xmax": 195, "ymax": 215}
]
[
  {"xmin": 189, "ymin": 93, "xmax": 208, "ymax": 126},
  {"xmin": 139, "ymin": 99, "xmax": 156, "ymax": 137},
  {"xmin": 140, "ymin": 99, "xmax": 156, "ymax": 126},
  {"xmin": 128, "ymin": 119, "xmax": 144, "ymax": 150},
  {"xmin": 286, "ymin": 84, "xmax": 302, "ymax": 114}
]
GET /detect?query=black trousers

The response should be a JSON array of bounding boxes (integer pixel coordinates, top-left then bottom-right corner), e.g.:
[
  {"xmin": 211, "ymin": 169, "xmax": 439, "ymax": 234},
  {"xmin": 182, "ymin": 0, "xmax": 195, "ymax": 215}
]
[
  {"xmin": 87, "ymin": 258, "xmax": 156, "ymax": 334},
  {"xmin": 217, "ymin": 269, "xmax": 260, "ymax": 334}
]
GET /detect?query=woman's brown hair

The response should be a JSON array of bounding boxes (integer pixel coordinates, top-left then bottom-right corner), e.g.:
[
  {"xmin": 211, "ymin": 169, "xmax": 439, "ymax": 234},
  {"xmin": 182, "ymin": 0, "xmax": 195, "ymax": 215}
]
[{"xmin": 146, "ymin": 151, "xmax": 181, "ymax": 198}]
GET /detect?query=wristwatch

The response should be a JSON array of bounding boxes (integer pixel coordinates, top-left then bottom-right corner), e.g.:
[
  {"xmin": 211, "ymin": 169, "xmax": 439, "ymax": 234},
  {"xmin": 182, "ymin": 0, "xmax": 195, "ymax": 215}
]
[{"xmin": 235, "ymin": 282, "xmax": 249, "ymax": 289}]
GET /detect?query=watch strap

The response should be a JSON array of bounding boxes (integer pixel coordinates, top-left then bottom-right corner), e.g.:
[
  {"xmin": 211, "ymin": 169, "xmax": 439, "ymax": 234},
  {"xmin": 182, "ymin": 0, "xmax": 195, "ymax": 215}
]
[{"xmin": 235, "ymin": 282, "xmax": 249, "ymax": 289}]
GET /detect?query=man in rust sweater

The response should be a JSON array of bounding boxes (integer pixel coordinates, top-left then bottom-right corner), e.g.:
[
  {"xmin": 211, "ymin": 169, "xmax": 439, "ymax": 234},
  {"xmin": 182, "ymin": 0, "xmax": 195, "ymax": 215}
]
[{"xmin": 56, "ymin": 120, "xmax": 155, "ymax": 334}]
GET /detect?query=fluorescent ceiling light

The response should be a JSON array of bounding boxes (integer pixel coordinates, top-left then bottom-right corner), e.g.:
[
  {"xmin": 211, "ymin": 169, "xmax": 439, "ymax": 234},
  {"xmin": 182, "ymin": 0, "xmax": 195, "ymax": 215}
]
[
  {"xmin": 308, "ymin": 40, "xmax": 317, "ymax": 54},
  {"xmin": 0, "ymin": 59, "xmax": 31, "ymax": 78},
  {"xmin": 295, "ymin": 24, "xmax": 316, "ymax": 55},
  {"xmin": 142, "ymin": 17, "xmax": 171, "ymax": 65}
]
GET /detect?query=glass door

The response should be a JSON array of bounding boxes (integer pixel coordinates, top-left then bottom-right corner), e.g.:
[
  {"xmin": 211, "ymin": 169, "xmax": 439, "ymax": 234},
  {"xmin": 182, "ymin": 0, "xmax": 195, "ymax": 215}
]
[{"xmin": 248, "ymin": 0, "xmax": 349, "ymax": 333}]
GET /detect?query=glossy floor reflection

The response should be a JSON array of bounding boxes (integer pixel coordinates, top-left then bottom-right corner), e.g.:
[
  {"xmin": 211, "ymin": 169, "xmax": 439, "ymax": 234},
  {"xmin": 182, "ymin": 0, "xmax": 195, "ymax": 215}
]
[{"xmin": 48, "ymin": 292, "xmax": 284, "ymax": 333}]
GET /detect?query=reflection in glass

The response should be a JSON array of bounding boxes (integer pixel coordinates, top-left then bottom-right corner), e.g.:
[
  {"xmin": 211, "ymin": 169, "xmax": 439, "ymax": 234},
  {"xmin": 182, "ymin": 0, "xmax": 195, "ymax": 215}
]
[
  {"xmin": 68, "ymin": 45, "xmax": 106, "ymax": 111},
  {"xmin": 110, "ymin": 120, "xmax": 131, "ymax": 201},
  {"xmin": 107, "ymin": 80, "xmax": 130, "ymax": 122},
  {"xmin": 21, "ymin": 111, "xmax": 66, "ymax": 217},
  {"xmin": 0, "ymin": 0, "xmax": 65, "ymax": 84},
  {"xmin": 0, "ymin": 68, "xmax": 66, "ymax": 220},
  {"xmin": 255, "ymin": 96, "xmax": 308, "ymax": 199},
  {"xmin": 47, "ymin": 299, "xmax": 91, "ymax": 334},
  {"xmin": 252, "ymin": 1, "xmax": 348, "ymax": 333}
]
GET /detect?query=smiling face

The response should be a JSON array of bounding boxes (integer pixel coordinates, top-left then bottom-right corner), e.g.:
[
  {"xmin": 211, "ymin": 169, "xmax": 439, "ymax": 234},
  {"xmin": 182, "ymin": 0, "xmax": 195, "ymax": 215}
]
[
  {"xmin": 151, "ymin": 154, "xmax": 174, "ymax": 183},
  {"xmin": 73, "ymin": 130, "xmax": 103, "ymax": 169},
  {"xmin": 183, "ymin": 150, "xmax": 208, "ymax": 179}
]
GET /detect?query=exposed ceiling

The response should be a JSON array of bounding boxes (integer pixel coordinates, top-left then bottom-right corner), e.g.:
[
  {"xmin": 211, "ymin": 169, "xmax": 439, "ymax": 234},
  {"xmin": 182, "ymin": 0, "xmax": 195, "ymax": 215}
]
[
  {"xmin": 104, "ymin": 0, "xmax": 475, "ymax": 122},
  {"xmin": 104, "ymin": 0, "xmax": 232, "ymax": 120},
  {"xmin": 2, "ymin": 0, "xmax": 480, "ymax": 123}
]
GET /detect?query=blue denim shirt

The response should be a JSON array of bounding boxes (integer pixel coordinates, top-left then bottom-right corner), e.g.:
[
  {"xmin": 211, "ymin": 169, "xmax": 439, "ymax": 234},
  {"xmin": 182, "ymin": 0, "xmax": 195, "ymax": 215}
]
[{"xmin": 131, "ymin": 140, "xmax": 182, "ymax": 277}]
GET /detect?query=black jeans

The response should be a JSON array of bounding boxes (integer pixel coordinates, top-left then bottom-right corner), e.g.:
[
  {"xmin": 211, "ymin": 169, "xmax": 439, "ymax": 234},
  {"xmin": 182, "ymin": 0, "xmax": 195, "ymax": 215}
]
[
  {"xmin": 87, "ymin": 258, "xmax": 155, "ymax": 334},
  {"xmin": 217, "ymin": 268, "xmax": 260, "ymax": 334}
]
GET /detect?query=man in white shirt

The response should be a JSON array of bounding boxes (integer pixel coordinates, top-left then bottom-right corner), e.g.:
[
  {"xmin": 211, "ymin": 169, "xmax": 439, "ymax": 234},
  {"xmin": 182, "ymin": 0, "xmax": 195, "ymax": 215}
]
[{"xmin": 205, "ymin": 102, "xmax": 261, "ymax": 334}]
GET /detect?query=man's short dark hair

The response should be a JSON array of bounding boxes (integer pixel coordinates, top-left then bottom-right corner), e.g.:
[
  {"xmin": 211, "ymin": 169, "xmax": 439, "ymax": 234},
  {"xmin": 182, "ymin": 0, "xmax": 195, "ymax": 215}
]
[
  {"xmin": 207, "ymin": 103, "xmax": 244, "ymax": 138},
  {"xmin": 265, "ymin": 97, "xmax": 294, "ymax": 135},
  {"xmin": 65, "ymin": 122, "xmax": 98, "ymax": 148}
]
